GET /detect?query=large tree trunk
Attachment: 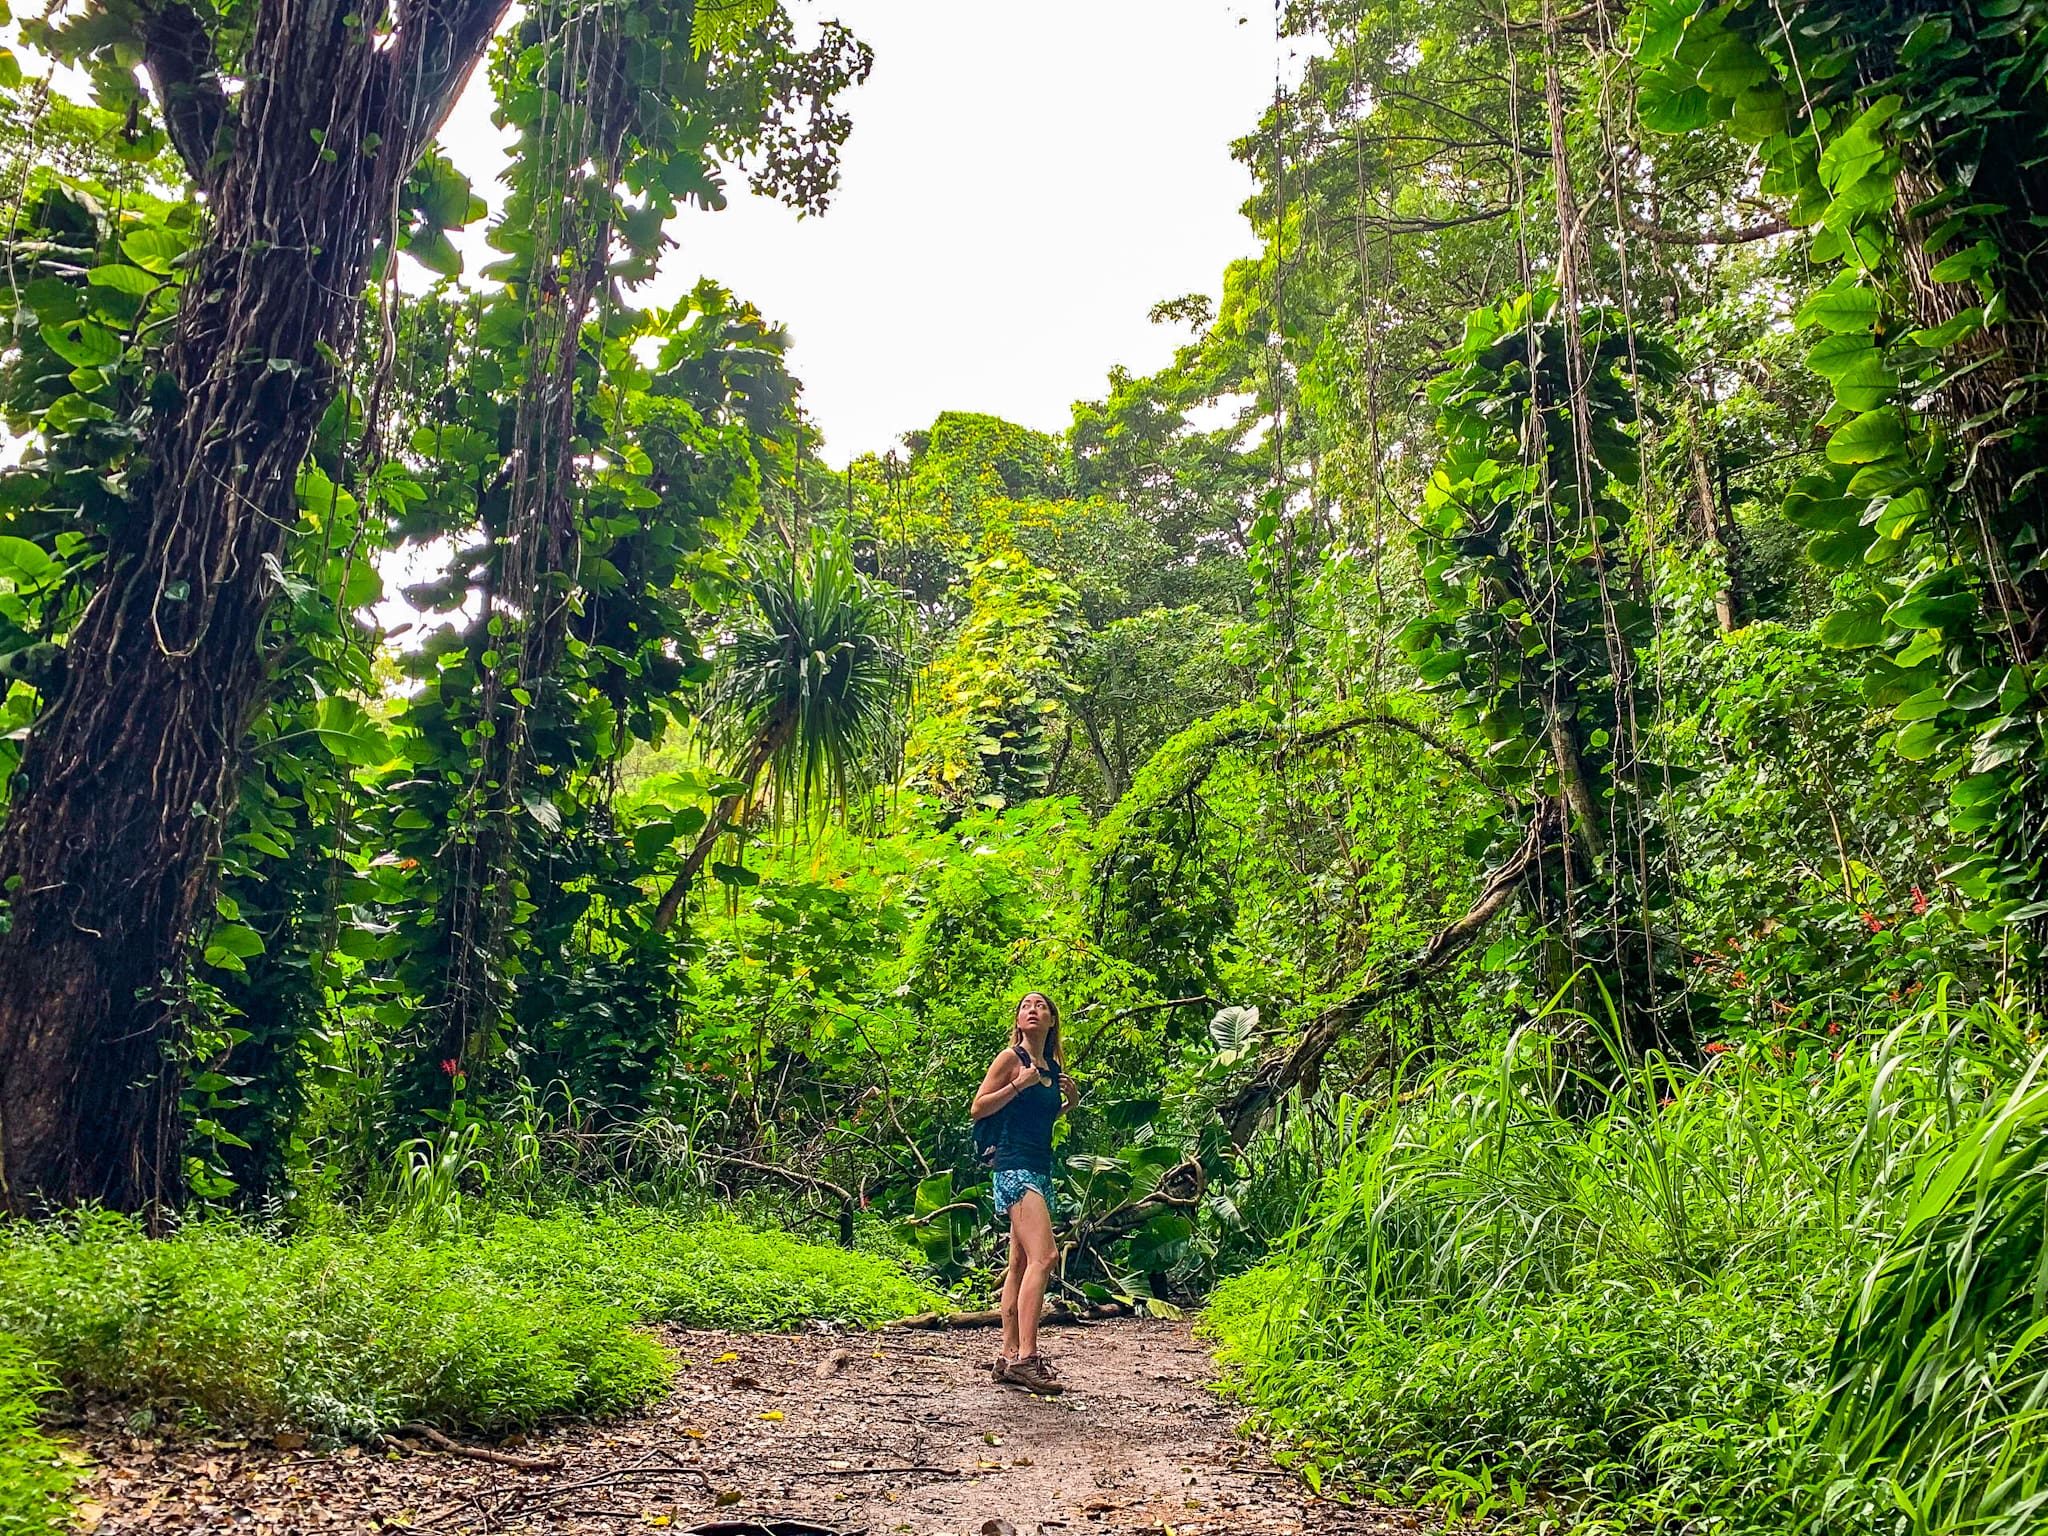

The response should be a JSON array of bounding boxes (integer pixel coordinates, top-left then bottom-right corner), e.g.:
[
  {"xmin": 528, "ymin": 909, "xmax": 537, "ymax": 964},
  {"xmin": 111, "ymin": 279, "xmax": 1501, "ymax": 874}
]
[{"xmin": 0, "ymin": 0, "xmax": 505, "ymax": 1215}]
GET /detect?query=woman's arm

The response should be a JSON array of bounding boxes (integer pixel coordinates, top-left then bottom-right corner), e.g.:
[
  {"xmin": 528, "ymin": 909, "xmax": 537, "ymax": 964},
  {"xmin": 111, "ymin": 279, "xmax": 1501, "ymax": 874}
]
[
  {"xmin": 971, "ymin": 1050, "xmax": 1030, "ymax": 1120},
  {"xmin": 1059, "ymin": 1070, "xmax": 1080, "ymax": 1111}
]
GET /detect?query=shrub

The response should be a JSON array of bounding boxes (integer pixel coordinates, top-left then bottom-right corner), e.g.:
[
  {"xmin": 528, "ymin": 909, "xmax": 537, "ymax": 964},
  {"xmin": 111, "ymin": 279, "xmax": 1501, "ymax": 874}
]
[
  {"xmin": 0, "ymin": 1335, "xmax": 72, "ymax": 1536},
  {"xmin": 0, "ymin": 1206, "xmax": 939, "ymax": 1441}
]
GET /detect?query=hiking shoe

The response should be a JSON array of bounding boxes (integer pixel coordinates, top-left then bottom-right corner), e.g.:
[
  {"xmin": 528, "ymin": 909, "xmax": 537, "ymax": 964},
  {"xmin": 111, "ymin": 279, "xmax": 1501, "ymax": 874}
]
[
  {"xmin": 990, "ymin": 1355, "xmax": 1008, "ymax": 1382},
  {"xmin": 1000, "ymin": 1355, "xmax": 1064, "ymax": 1395}
]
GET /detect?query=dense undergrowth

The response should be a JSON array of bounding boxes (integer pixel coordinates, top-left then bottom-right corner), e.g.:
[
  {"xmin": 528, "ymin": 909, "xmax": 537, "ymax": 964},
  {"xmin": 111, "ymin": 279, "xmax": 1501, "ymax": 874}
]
[
  {"xmin": 0, "ymin": 1207, "xmax": 937, "ymax": 1446},
  {"xmin": 1208, "ymin": 988, "xmax": 2046, "ymax": 1535},
  {"xmin": 0, "ymin": 1338, "xmax": 69, "ymax": 1536}
]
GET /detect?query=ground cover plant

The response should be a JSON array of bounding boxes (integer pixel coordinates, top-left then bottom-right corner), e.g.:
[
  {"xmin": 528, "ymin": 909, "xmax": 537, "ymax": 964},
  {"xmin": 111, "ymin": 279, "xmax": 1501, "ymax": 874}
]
[
  {"xmin": 0, "ymin": 1208, "xmax": 937, "ymax": 1442},
  {"xmin": 0, "ymin": 1338, "xmax": 74, "ymax": 1536}
]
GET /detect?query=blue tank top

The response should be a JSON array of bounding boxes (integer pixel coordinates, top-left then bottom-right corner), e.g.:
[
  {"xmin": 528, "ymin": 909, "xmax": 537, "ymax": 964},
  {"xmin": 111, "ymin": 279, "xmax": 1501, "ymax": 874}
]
[{"xmin": 995, "ymin": 1058, "xmax": 1062, "ymax": 1173}]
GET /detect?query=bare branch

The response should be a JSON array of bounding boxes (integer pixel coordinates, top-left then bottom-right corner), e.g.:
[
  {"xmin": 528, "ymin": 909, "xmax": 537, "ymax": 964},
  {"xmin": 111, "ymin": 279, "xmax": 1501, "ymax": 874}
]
[
  {"xmin": 399, "ymin": 0, "xmax": 518, "ymax": 161},
  {"xmin": 1620, "ymin": 208, "xmax": 1792, "ymax": 247}
]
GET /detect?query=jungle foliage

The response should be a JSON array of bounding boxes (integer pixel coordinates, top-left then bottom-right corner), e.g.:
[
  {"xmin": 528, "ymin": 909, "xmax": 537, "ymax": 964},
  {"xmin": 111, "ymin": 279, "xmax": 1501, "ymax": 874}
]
[{"xmin": 0, "ymin": 1, "xmax": 2043, "ymax": 1534}]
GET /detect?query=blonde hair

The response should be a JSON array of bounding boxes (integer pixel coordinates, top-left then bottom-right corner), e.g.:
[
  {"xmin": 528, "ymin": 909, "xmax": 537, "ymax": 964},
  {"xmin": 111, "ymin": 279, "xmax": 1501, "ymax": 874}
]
[{"xmin": 1010, "ymin": 991, "xmax": 1064, "ymax": 1066}]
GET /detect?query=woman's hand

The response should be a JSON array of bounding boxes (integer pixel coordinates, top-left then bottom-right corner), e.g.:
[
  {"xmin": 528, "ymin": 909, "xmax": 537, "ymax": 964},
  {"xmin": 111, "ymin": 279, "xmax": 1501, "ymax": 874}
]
[{"xmin": 1059, "ymin": 1071, "xmax": 1080, "ymax": 1111}]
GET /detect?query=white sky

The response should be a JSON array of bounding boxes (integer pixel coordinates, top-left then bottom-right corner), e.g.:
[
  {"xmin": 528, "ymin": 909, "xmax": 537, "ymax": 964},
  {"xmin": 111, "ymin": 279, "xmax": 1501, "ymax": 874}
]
[{"xmin": 437, "ymin": 1, "xmax": 1287, "ymax": 464}]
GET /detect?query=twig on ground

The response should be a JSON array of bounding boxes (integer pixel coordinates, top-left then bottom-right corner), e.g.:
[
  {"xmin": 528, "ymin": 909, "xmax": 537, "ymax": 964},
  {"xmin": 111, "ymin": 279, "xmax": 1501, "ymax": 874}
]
[{"xmin": 387, "ymin": 1422, "xmax": 563, "ymax": 1472}]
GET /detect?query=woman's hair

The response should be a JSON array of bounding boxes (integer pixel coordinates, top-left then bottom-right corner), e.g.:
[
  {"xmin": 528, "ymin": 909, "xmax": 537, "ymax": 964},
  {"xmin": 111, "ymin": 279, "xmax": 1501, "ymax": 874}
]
[{"xmin": 1011, "ymin": 991, "xmax": 1064, "ymax": 1065}]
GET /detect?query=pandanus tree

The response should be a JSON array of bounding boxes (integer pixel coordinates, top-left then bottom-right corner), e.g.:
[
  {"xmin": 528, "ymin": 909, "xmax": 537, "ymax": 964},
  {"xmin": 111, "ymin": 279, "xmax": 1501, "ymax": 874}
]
[{"xmin": 651, "ymin": 537, "xmax": 903, "ymax": 934}]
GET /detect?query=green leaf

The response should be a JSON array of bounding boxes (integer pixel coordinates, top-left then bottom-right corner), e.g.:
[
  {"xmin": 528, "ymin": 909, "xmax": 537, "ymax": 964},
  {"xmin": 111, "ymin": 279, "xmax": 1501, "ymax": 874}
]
[
  {"xmin": 1728, "ymin": 82, "xmax": 1789, "ymax": 141},
  {"xmin": 1893, "ymin": 719, "xmax": 1945, "ymax": 761},
  {"xmin": 1807, "ymin": 524, "xmax": 1877, "ymax": 567},
  {"xmin": 1208, "ymin": 1005, "xmax": 1261, "ymax": 1053},
  {"xmin": 1639, "ymin": 81, "xmax": 1719, "ymax": 134},
  {"xmin": 87, "ymin": 263, "xmax": 157, "ymax": 296},
  {"xmin": 710, "ymin": 860, "xmax": 760, "ymax": 887},
  {"xmin": 1827, "ymin": 409, "xmax": 1907, "ymax": 465},
  {"xmin": 1928, "ymin": 240, "xmax": 1996, "ymax": 283},
  {"xmin": 1909, "ymin": 307, "xmax": 1983, "ymax": 350},
  {"xmin": 1796, "ymin": 281, "xmax": 1880, "ymax": 334},
  {"xmin": 1818, "ymin": 602, "xmax": 1887, "ymax": 649},
  {"xmin": 42, "ymin": 319, "xmax": 121, "ymax": 369},
  {"xmin": 202, "ymin": 922, "xmax": 266, "ymax": 972},
  {"xmin": 1886, "ymin": 589, "xmax": 1976, "ymax": 631},
  {"xmin": 402, "ymin": 226, "xmax": 461, "ymax": 278},
  {"xmin": 119, "ymin": 226, "xmax": 187, "ymax": 275},
  {"xmin": 0, "ymin": 536, "xmax": 59, "ymax": 585}
]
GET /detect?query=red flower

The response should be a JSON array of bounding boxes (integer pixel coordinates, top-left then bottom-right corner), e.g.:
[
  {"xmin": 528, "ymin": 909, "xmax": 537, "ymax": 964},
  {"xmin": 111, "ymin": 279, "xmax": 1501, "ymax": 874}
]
[
  {"xmin": 440, "ymin": 1058, "xmax": 462, "ymax": 1077},
  {"xmin": 1860, "ymin": 911, "xmax": 1885, "ymax": 934},
  {"xmin": 1703, "ymin": 1041, "xmax": 1730, "ymax": 1055},
  {"xmin": 1827, "ymin": 1023, "xmax": 1841, "ymax": 1035},
  {"xmin": 1733, "ymin": 969, "xmax": 1748, "ymax": 986},
  {"xmin": 1911, "ymin": 886, "xmax": 1929, "ymax": 916}
]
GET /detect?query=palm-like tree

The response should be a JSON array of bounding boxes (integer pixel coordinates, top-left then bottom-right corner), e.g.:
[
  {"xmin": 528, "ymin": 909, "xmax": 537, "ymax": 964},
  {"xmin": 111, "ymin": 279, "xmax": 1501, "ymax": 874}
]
[{"xmin": 651, "ymin": 537, "xmax": 902, "ymax": 933}]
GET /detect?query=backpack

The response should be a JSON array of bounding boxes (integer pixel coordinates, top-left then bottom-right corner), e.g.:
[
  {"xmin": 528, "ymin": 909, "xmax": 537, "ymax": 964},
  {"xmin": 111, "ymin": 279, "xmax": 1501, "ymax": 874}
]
[{"xmin": 972, "ymin": 1045, "xmax": 1033, "ymax": 1168}]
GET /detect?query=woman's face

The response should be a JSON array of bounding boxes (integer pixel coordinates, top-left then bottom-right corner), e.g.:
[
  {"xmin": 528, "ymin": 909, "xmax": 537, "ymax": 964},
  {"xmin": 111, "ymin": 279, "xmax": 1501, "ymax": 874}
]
[{"xmin": 1017, "ymin": 994, "xmax": 1052, "ymax": 1033}]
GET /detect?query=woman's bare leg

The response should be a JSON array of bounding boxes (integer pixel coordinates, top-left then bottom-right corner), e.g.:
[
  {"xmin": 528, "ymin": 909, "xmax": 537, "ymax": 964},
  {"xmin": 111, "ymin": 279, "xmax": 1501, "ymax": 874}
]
[
  {"xmin": 1010, "ymin": 1188, "xmax": 1057, "ymax": 1361},
  {"xmin": 999, "ymin": 1221, "xmax": 1027, "ymax": 1361}
]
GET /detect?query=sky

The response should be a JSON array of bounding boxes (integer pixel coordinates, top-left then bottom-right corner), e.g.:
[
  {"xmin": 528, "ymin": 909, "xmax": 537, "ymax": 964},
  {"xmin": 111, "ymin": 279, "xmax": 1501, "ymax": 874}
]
[{"xmin": 438, "ymin": 1, "xmax": 1287, "ymax": 465}]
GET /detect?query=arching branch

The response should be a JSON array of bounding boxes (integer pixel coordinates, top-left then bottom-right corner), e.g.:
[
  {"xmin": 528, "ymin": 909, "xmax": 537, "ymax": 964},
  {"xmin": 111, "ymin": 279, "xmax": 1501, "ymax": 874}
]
[{"xmin": 1222, "ymin": 800, "xmax": 1560, "ymax": 1147}]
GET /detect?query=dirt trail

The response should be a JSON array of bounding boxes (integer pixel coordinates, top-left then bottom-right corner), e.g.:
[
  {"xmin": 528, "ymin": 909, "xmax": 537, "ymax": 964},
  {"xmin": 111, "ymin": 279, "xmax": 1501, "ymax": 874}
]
[{"xmin": 73, "ymin": 1318, "xmax": 1417, "ymax": 1535}]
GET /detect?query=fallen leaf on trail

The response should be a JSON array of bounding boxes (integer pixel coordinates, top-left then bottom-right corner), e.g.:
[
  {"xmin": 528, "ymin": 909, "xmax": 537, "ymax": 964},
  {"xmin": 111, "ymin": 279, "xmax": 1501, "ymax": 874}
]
[
  {"xmin": 682, "ymin": 1427, "xmax": 706, "ymax": 1440},
  {"xmin": 759, "ymin": 1410, "xmax": 784, "ymax": 1422},
  {"xmin": 730, "ymin": 1375, "xmax": 761, "ymax": 1389},
  {"xmin": 72, "ymin": 1501, "xmax": 107, "ymax": 1531},
  {"xmin": 981, "ymin": 1431, "xmax": 1000, "ymax": 1445},
  {"xmin": 643, "ymin": 1514, "xmax": 671, "ymax": 1527},
  {"xmin": 981, "ymin": 1521, "xmax": 1019, "ymax": 1536},
  {"xmin": 825, "ymin": 1459, "xmax": 851, "ymax": 1470},
  {"xmin": 712, "ymin": 1351, "xmax": 739, "ymax": 1364},
  {"xmin": 714, "ymin": 1487, "xmax": 742, "ymax": 1507},
  {"xmin": 271, "ymin": 1431, "xmax": 308, "ymax": 1451}
]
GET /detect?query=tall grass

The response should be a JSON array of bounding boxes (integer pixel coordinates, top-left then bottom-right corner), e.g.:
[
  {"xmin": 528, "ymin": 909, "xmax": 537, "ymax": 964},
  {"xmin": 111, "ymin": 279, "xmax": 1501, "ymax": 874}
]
[{"xmin": 1207, "ymin": 985, "xmax": 2041, "ymax": 1533}]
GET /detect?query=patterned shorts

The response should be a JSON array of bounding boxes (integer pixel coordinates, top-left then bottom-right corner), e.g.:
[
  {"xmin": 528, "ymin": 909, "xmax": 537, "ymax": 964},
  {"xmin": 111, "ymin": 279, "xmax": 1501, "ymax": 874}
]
[{"xmin": 993, "ymin": 1167, "xmax": 1056, "ymax": 1221}]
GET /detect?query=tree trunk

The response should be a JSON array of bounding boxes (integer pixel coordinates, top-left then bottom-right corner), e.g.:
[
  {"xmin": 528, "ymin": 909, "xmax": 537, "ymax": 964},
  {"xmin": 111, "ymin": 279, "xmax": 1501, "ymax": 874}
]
[
  {"xmin": 1680, "ymin": 394, "xmax": 1741, "ymax": 632},
  {"xmin": 427, "ymin": 66, "xmax": 632, "ymax": 1076},
  {"xmin": 0, "ymin": 0, "xmax": 505, "ymax": 1215},
  {"xmin": 650, "ymin": 723, "xmax": 788, "ymax": 936}
]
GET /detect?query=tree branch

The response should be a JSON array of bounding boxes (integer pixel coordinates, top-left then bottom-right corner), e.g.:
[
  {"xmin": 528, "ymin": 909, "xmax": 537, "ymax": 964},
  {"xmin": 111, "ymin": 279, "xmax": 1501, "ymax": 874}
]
[
  {"xmin": 693, "ymin": 1150, "xmax": 857, "ymax": 1246},
  {"xmin": 138, "ymin": 2, "xmax": 229, "ymax": 188},
  {"xmin": 1221, "ymin": 801, "xmax": 1560, "ymax": 1146},
  {"xmin": 399, "ymin": 0, "xmax": 518, "ymax": 162},
  {"xmin": 1621, "ymin": 208, "xmax": 1792, "ymax": 247},
  {"xmin": 1360, "ymin": 206, "xmax": 1515, "ymax": 237},
  {"xmin": 1069, "ymin": 995, "xmax": 1215, "ymax": 1065}
]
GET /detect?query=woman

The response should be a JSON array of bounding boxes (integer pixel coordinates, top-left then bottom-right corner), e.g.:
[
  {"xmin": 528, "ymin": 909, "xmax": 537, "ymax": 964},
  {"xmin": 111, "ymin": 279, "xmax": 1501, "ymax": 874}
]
[{"xmin": 971, "ymin": 990, "xmax": 1079, "ymax": 1394}]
